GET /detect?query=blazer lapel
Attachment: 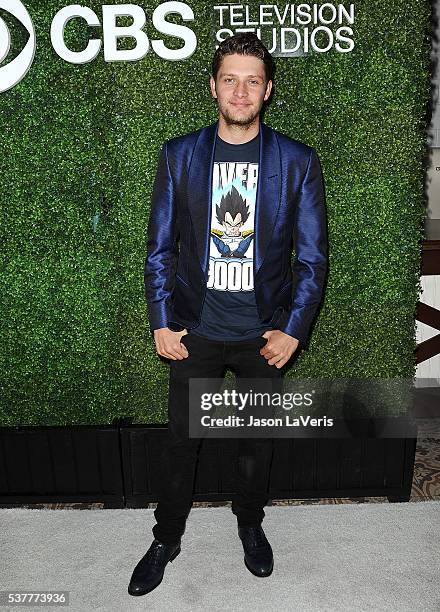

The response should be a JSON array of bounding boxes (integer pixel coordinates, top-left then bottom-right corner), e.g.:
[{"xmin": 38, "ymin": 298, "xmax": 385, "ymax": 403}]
[
  {"xmin": 187, "ymin": 118, "xmax": 282, "ymax": 280},
  {"xmin": 255, "ymin": 120, "xmax": 282, "ymax": 277},
  {"xmin": 187, "ymin": 120, "xmax": 218, "ymax": 281}
]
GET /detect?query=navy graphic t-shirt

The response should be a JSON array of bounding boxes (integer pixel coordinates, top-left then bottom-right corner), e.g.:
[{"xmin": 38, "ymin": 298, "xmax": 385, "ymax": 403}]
[{"xmin": 189, "ymin": 131, "xmax": 274, "ymax": 341}]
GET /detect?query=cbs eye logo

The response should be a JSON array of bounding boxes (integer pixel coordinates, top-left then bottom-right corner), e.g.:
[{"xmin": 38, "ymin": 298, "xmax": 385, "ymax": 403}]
[{"xmin": 0, "ymin": 0, "xmax": 36, "ymax": 93}]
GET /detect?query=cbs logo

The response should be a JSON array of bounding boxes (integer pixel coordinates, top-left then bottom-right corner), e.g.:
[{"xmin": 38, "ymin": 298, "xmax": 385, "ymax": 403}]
[{"xmin": 0, "ymin": 1, "xmax": 197, "ymax": 93}]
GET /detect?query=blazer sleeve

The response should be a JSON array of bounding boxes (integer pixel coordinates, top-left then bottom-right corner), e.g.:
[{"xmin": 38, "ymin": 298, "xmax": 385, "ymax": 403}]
[
  {"xmin": 144, "ymin": 142, "xmax": 179, "ymax": 331},
  {"xmin": 276, "ymin": 147, "xmax": 328, "ymax": 348}
]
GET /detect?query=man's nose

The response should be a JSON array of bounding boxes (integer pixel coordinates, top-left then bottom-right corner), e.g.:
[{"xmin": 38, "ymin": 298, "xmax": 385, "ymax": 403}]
[{"xmin": 234, "ymin": 82, "xmax": 248, "ymax": 96}]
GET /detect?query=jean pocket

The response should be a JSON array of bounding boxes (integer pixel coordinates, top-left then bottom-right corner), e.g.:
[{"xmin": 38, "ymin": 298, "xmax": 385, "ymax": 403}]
[{"xmin": 180, "ymin": 333, "xmax": 191, "ymax": 346}]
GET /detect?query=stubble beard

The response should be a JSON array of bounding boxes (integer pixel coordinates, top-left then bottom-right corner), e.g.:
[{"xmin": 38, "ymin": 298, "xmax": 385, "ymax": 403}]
[{"xmin": 219, "ymin": 102, "xmax": 261, "ymax": 128}]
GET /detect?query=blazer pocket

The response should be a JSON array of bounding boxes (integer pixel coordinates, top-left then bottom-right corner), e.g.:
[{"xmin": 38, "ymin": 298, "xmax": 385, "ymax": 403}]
[
  {"xmin": 278, "ymin": 280, "xmax": 293, "ymax": 308},
  {"xmin": 279, "ymin": 279, "xmax": 293, "ymax": 293},
  {"xmin": 175, "ymin": 272, "xmax": 190, "ymax": 288}
]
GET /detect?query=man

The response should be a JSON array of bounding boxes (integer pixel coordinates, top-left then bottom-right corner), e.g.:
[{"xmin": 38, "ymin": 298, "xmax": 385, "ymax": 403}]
[{"xmin": 129, "ymin": 32, "xmax": 328, "ymax": 596}]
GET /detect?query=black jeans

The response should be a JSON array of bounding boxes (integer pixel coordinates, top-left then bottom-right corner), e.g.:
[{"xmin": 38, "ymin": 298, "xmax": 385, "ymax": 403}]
[{"xmin": 152, "ymin": 332, "xmax": 285, "ymax": 545}]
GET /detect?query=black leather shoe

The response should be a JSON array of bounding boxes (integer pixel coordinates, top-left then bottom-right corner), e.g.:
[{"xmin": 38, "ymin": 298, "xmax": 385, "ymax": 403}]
[
  {"xmin": 128, "ymin": 539, "xmax": 181, "ymax": 596},
  {"xmin": 238, "ymin": 525, "xmax": 274, "ymax": 577}
]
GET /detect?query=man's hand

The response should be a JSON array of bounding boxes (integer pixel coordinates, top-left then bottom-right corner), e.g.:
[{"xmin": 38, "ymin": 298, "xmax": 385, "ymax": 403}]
[
  {"xmin": 260, "ymin": 330, "xmax": 300, "ymax": 368},
  {"xmin": 153, "ymin": 327, "xmax": 189, "ymax": 360}
]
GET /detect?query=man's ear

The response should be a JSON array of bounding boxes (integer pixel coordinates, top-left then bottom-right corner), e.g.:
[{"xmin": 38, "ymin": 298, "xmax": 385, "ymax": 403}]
[
  {"xmin": 210, "ymin": 76, "xmax": 217, "ymax": 99},
  {"xmin": 264, "ymin": 79, "xmax": 272, "ymax": 101}
]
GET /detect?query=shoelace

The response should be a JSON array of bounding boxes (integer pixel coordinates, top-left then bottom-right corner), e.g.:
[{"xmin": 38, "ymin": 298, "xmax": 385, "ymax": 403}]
[
  {"xmin": 145, "ymin": 542, "xmax": 167, "ymax": 566},
  {"xmin": 247, "ymin": 528, "xmax": 268, "ymax": 549}
]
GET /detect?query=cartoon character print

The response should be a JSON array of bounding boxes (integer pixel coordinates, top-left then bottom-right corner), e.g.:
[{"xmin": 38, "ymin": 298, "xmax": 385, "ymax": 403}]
[
  {"xmin": 211, "ymin": 185, "xmax": 254, "ymax": 258},
  {"xmin": 207, "ymin": 161, "xmax": 258, "ymax": 292}
]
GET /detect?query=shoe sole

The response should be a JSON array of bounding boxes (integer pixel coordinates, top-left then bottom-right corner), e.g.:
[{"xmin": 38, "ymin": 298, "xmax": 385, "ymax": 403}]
[
  {"xmin": 128, "ymin": 547, "xmax": 181, "ymax": 596},
  {"xmin": 244, "ymin": 556, "xmax": 274, "ymax": 577}
]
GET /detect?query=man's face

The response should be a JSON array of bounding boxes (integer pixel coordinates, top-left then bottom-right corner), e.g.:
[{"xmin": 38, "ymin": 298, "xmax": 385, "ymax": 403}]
[{"xmin": 210, "ymin": 53, "xmax": 272, "ymax": 126}]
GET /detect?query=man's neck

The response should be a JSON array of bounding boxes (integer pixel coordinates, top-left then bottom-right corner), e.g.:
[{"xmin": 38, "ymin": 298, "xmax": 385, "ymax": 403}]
[{"xmin": 217, "ymin": 115, "xmax": 260, "ymax": 145}]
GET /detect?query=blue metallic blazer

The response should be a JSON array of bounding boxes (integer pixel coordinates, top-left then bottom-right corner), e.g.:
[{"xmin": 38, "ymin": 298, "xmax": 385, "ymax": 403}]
[{"xmin": 144, "ymin": 119, "xmax": 328, "ymax": 348}]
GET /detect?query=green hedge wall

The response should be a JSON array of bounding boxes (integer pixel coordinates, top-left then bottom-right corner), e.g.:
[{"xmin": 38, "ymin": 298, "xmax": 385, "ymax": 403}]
[{"xmin": 0, "ymin": 1, "xmax": 431, "ymax": 425}]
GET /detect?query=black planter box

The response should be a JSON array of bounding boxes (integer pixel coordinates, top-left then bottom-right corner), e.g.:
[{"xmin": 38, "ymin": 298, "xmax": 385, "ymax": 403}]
[
  {"xmin": 0, "ymin": 423, "xmax": 124, "ymax": 507},
  {"xmin": 0, "ymin": 417, "xmax": 417, "ymax": 507},
  {"xmin": 120, "ymin": 417, "xmax": 418, "ymax": 507}
]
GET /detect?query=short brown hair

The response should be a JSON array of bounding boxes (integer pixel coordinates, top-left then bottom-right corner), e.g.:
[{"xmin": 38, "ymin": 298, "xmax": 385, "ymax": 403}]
[{"xmin": 211, "ymin": 33, "xmax": 276, "ymax": 85}]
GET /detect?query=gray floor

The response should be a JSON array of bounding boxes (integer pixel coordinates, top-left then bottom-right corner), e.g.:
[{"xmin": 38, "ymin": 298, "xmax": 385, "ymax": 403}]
[{"xmin": 1, "ymin": 500, "xmax": 439, "ymax": 611}]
